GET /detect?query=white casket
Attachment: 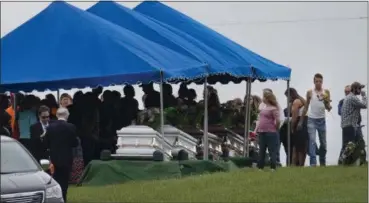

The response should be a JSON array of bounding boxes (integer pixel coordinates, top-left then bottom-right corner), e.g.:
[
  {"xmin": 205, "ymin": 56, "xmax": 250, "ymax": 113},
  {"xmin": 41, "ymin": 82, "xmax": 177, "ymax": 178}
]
[
  {"xmin": 228, "ymin": 133, "xmax": 244, "ymax": 156},
  {"xmin": 162, "ymin": 125, "xmax": 197, "ymax": 159},
  {"xmin": 114, "ymin": 125, "xmax": 172, "ymax": 160},
  {"xmin": 205, "ymin": 132, "xmax": 223, "ymax": 155},
  {"xmin": 224, "ymin": 129, "xmax": 247, "ymax": 156}
]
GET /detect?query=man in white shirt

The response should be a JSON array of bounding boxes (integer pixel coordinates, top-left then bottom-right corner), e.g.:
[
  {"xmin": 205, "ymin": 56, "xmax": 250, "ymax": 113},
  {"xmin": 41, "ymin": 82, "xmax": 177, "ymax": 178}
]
[{"xmin": 299, "ymin": 73, "xmax": 332, "ymax": 166}]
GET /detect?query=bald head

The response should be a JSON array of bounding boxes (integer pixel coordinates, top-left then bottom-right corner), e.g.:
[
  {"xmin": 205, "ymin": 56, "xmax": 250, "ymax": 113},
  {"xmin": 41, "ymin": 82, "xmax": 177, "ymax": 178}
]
[
  {"xmin": 56, "ymin": 107, "xmax": 69, "ymax": 120},
  {"xmin": 344, "ymin": 85, "xmax": 351, "ymax": 96}
]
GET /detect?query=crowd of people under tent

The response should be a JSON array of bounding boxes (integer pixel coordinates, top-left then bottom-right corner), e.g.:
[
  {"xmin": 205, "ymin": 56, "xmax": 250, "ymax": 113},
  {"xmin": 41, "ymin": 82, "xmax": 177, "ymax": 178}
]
[{"xmin": 0, "ymin": 72, "xmax": 367, "ymax": 179}]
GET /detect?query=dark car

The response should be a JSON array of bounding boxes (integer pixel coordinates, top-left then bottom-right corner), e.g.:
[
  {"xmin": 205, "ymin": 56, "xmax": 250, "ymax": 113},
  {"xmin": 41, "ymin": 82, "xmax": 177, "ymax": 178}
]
[{"xmin": 0, "ymin": 135, "xmax": 64, "ymax": 203}]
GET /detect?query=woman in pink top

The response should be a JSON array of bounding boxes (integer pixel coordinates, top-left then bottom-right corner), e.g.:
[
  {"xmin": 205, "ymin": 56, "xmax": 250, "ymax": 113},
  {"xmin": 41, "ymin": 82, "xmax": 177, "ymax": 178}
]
[{"xmin": 255, "ymin": 90, "xmax": 281, "ymax": 171}]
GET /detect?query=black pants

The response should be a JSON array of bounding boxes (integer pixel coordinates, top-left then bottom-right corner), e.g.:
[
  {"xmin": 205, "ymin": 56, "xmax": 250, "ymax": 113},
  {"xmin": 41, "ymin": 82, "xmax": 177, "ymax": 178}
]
[
  {"xmin": 258, "ymin": 132, "xmax": 279, "ymax": 170},
  {"xmin": 53, "ymin": 165, "xmax": 72, "ymax": 202},
  {"xmin": 279, "ymin": 123, "xmax": 292, "ymax": 165},
  {"xmin": 339, "ymin": 126, "xmax": 357, "ymax": 160},
  {"xmin": 81, "ymin": 137, "xmax": 96, "ymax": 167}
]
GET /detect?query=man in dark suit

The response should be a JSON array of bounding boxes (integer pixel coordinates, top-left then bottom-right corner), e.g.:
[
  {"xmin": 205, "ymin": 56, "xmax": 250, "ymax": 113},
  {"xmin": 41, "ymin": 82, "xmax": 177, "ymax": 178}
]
[
  {"xmin": 44, "ymin": 107, "xmax": 78, "ymax": 202},
  {"xmin": 30, "ymin": 105, "xmax": 51, "ymax": 162}
]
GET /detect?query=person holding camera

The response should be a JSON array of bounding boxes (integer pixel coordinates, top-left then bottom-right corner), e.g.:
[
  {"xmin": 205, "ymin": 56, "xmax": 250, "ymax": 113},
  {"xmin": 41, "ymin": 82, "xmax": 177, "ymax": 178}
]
[{"xmin": 340, "ymin": 82, "xmax": 367, "ymax": 158}]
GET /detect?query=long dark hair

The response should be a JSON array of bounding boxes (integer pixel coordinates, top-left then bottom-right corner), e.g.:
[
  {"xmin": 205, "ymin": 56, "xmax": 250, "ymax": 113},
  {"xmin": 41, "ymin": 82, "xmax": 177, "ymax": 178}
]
[
  {"xmin": 285, "ymin": 88, "xmax": 306, "ymax": 107},
  {"xmin": 19, "ymin": 95, "xmax": 36, "ymax": 111},
  {"xmin": 45, "ymin": 94, "xmax": 58, "ymax": 109}
]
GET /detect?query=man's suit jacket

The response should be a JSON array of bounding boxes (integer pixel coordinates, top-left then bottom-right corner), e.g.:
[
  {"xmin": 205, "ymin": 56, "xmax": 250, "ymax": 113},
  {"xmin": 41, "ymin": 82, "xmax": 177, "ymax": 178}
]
[
  {"xmin": 30, "ymin": 121, "xmax": 53, "ymax": 162},
  {"xmin": 44, "ymin": 120, "xmax": 78, "ymax": 167}
]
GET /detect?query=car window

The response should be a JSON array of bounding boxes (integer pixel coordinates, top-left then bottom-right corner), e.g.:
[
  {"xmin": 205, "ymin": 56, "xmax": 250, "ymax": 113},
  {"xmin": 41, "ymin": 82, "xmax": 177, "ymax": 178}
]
[{"xmin": 0, "ymin": 141, "xmax": 40, "ymax": 174}]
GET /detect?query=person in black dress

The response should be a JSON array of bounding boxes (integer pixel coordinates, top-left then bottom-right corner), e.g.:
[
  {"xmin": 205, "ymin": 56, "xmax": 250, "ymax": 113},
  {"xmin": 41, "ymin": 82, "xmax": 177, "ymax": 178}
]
[
  {"xmin": 99, "ymin": 90, "xmax": 118, "ymax": 154},
  {"xmin": 205, "ymin": 86, "xmax": 221, "ymax": 125},
  {"xmin": 163, "ymin": 83, "xmax": 177, "ymax": 108},
  {"xmin": 285, "ymin": 88, "xmax": 309, "ymax": 166},
  {"xmin": 177, "ymin": 83, "xmax": 189, "ymax": 106},
  {"xmin": 141, "ymin": 83, "xmax": 160, "ymax": 109},
  {"xmin": 120, "ymin": 85, "xmax": 139, "ymax": 128},
  {"xmin": 278, "ymin": 106, "xmax": 293, "ymax": 165},
  {"xmin": 186, "ymin": 89, "xmax": 197, "ymax": 107}
]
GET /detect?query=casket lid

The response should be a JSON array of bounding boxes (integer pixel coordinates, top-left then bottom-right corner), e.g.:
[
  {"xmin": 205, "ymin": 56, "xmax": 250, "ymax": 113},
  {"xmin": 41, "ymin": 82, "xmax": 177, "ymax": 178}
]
[
  {"xmin": 163, "ymin": 125, "xmax": 197, "ymax": 142},
  {"xmin": 162, "ymin": 125, "xmax": 180, "ymax": 134},
  {"xmin": 117, "ymin": 125, "xmax": 159, "ymax": 135}
]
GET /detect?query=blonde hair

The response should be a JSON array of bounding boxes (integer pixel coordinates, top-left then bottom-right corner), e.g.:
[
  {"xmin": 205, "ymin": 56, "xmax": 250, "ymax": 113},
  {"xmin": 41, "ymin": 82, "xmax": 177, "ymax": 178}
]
[{"xmin": 263, "ymin": 91, "xmax": 279, "ymax": 109}]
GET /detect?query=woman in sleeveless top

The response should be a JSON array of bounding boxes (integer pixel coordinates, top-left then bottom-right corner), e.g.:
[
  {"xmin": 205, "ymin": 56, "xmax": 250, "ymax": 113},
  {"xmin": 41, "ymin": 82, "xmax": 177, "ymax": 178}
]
[{"xmin": 285, "ymin": 88, "xmax": 309, "ymax": 166}]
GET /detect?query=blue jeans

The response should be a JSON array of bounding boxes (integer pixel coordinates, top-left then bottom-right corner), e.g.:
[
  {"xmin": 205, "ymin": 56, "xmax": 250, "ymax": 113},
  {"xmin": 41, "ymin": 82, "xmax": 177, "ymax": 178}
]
[
  {"xmin": 307, "ymin": 117, "xmax": 327, "ymax": 166},
  {"xmin": 258, "ymin": 132, "xmax": 279, "ymax": 170}
]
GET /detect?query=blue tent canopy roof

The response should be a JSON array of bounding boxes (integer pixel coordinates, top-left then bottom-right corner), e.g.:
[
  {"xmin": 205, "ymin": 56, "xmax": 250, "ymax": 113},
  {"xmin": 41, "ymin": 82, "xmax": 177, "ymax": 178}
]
[
  {"xmin": 0, "ymin": 2, "xmax": 207, "ymax": 92},
  {"xmin": 87, "ymin": 1, "xmax": 254, "ymax": 84},
  {"xmin": 134, "ymin": 1, "xmax": 291, "ymax": 82}
]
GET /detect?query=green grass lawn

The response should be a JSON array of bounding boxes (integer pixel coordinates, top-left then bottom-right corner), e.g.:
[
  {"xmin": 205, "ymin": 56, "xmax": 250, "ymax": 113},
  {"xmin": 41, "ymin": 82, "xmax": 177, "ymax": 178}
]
[{"xmin": 69, "ymin": 166, "xmax": 368, "ymax": 202}]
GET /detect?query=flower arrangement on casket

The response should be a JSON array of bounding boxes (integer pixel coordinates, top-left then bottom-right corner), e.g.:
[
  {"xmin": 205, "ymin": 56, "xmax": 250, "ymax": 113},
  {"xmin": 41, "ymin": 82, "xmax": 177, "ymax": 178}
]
[
  {"xmin": 137, "ymin": 98, "xmax": 259, "ymax": 131},
  {"xmin": 165, "ymin": 104, "xmax": 204, "ymax": 129},
  {"xmin": 219, "ymin": 101, "xmax": 259, "ymax": 130},
  {"xmin": 137, "ymin": 104, "xmax": 204, "ymax": 130},
  {"xmin": 137, "ymin": 108, "xmax": 161, "ymax": 129}
]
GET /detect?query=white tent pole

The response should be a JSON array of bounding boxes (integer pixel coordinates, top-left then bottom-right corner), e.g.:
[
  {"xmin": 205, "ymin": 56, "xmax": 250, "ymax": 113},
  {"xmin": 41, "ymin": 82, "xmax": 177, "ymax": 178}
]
[{"xmin": 203, "ymin": 77, "xmax": 209, "ymax": 160}]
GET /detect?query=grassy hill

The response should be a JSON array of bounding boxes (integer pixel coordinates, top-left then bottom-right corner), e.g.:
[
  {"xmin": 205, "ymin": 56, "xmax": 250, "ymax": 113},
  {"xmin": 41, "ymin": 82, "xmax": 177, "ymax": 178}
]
[{"xmin": 69, "ymin": 166, "xmax": 368, "ymax": 202}]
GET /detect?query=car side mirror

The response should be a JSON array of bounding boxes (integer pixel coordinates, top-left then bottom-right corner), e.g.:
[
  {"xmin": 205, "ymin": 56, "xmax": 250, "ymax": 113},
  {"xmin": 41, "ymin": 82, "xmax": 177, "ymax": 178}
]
[{"xmin": 40, "ymin": 159, "xmax": 50, "ymax": 171}]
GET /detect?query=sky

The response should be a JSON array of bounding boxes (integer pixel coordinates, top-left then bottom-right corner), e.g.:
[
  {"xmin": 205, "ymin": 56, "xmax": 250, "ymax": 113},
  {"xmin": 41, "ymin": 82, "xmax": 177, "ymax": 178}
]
[{"xmin": 1, "ymin": 0, "xmax": 368, "ymax": 165}]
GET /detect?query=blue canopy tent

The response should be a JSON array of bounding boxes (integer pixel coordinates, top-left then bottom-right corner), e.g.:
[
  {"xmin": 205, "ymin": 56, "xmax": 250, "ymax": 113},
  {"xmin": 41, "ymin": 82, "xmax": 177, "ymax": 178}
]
[
  {"xmin": 87, "ymin": 1, "xmax": 253, "ymax": 85},
  {"xmin": 134, "ymin": 1, "xmax": 293, "ymax": 161},
  {"xmin": 134, "ymin": 1, "xmax": 291, "ymax": 84},
  {"xmin": 0, "ymin": 1, "xmax": 208, "ymax": 92}
]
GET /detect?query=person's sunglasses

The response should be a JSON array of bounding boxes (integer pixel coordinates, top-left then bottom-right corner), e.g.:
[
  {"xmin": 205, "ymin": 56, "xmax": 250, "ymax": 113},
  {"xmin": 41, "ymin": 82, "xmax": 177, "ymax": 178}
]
[{"xmin": 41, "ymin": 116, "xmax": 49, "ymax": 119}]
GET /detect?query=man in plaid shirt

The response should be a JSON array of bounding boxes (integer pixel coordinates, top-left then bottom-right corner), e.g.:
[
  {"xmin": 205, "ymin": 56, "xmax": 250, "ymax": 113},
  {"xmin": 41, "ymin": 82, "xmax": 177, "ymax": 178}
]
[{"xmin": 340, "ymin": 82, "xmax": 367, "ymax": 157}]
